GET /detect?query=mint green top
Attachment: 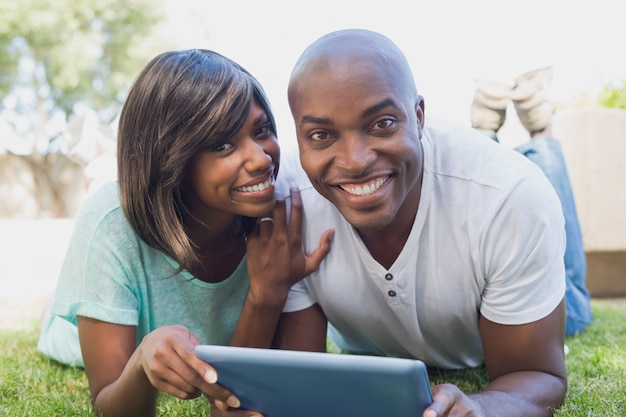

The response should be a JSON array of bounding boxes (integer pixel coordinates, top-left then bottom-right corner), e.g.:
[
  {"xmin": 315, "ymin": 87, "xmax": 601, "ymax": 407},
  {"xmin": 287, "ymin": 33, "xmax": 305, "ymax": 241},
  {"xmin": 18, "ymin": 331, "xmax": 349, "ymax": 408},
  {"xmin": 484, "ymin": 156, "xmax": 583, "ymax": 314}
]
[{"xmin": 50, "ymin": 181, "xmax": 250, "ymax": 347}]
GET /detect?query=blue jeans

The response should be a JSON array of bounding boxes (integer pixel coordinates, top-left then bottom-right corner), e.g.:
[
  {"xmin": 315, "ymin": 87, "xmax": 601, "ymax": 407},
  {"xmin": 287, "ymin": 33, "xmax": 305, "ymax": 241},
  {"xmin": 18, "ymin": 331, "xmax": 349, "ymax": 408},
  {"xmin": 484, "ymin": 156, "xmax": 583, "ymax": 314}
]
[
  {"xmin": 480, "ymin": 130, "xmax": 593, "ymax": 336},
  {"xmin": 515, "ymin": 137, "xmax": 592, "ymax": 336}
]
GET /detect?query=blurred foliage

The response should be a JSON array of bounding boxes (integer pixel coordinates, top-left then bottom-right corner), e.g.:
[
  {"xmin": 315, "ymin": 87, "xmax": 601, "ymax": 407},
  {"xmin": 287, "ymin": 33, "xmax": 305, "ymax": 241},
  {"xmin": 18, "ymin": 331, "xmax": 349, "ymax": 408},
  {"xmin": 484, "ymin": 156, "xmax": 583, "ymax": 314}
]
[
  {"xmin": 598, "ymin": 80, "xmax": 626, "ymax": 109},
  {"xmin": 0, "ymin": 0, "xmax": 165, "ymax": 152}
]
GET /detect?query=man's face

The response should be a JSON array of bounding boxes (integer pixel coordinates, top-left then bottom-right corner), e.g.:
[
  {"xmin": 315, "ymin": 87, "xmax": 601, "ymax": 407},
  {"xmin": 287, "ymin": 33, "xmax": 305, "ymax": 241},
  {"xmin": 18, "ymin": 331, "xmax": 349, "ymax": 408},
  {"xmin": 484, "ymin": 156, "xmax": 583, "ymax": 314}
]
[{"xmin": 289, "ymin": 61, "xmax": 425, "ymax": 232}]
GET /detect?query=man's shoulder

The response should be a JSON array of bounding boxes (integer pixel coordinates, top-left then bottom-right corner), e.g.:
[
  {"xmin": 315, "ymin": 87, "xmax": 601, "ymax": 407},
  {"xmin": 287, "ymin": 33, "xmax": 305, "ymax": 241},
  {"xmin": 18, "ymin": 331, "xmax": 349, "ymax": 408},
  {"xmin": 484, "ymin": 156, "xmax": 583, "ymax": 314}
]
[{"xmin": 423, "ymin": 118, "xmax": 538, "ymax": 188}]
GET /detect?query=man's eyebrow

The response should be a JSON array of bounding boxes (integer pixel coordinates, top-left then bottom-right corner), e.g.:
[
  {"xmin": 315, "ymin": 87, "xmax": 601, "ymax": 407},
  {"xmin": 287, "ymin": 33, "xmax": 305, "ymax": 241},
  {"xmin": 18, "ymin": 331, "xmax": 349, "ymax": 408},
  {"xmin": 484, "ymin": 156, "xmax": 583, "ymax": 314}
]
[
  {"xmin": 299, "ymin": 115, "xmax": 332, "ymax": 129},
  {"xmin": 297, "ymin": 99, "xmax": 399, "ymax": 129},
  {"xmin": 362, "ymin": 98, "xmax": 399, "ymax": 119}
]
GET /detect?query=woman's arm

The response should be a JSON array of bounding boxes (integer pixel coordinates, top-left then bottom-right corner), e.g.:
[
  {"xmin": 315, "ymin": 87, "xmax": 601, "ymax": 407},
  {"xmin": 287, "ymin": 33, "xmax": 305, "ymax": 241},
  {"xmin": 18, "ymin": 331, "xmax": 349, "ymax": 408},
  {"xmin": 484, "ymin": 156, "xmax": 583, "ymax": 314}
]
[
  {"xmin": 229, "ymin": 188, "xmax": 332, "ymax": 348},
  {"xmin": 202, "ymin": 189, "xmax": 332, "ymax": 414},
  {"xmin": 78, "ymin": 317, "xmax": 237, "ymax": 417}
]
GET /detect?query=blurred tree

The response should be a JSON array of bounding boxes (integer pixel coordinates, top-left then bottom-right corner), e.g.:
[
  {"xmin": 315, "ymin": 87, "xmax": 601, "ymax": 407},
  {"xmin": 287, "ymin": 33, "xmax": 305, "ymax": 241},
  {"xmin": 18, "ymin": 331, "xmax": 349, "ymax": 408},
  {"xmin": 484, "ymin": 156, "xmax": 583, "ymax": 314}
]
[
  {"xmin": 0, "ymin": 0, "xmax": 165, "ymax": 217},
  {"xmin": 599, "ymin": 79, "xmax": 626, "ymax": 109}
]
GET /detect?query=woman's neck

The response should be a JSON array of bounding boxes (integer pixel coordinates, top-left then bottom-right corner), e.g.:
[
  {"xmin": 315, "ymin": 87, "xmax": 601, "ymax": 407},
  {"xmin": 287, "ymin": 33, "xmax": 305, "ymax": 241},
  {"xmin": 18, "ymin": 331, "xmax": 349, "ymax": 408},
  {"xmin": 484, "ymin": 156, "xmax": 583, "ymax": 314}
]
[{"xmin": 187, "ymin": 215, "xmax": 247, "ymax": 283}]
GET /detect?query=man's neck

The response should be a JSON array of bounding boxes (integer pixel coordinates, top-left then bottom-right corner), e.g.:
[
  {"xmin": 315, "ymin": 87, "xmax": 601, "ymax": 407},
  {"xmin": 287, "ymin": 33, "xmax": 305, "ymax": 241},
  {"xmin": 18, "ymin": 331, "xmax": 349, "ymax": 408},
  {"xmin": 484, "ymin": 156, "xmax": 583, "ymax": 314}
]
[
  {"xmin": 357, "ymin": 188, "xmax": 420, "ymax": 269},
  {"xmin": 358, "ymin": 227, "xmax": 412, "ymax": 270}
]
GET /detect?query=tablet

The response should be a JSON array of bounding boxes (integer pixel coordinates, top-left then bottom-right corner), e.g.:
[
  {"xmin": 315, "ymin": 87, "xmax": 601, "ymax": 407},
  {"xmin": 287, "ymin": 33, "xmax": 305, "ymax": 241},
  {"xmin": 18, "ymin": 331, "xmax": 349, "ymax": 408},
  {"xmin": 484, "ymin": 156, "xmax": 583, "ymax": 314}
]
[{"xmin": 195, "ymin": 345, "xmax": 433, "ymax": 417}]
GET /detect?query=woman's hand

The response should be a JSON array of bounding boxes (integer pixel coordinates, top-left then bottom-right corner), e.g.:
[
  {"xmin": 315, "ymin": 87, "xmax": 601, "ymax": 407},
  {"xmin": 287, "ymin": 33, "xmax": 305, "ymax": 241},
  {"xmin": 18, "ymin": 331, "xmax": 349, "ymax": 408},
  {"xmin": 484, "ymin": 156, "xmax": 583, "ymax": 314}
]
[
  {"xmin": 136, "ymin": 325, "xmax": 239, "ymax": 406},
  {"xmin": 244, "ymin": 187, "xmax": 333, "ymax": 306},
  {"xmin": 79, "ymin": 318, "xmax": 240, "ymax": 416}
]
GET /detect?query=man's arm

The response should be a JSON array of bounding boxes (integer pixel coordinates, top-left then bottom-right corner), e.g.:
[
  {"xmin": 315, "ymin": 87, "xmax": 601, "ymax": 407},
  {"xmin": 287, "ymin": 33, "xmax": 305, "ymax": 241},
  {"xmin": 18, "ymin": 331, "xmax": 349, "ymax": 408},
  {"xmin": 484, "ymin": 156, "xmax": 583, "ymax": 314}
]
[
  {"xmin": 273, "ymin": 303, "xmax": 328, "ymax": 352},
  {"xmin": 425, "ymin": 298, "xmax": 567, "ymax": 417},
  {"xmin": 473, "ymin": 297, "xmax": 567, "ymax": 415}
]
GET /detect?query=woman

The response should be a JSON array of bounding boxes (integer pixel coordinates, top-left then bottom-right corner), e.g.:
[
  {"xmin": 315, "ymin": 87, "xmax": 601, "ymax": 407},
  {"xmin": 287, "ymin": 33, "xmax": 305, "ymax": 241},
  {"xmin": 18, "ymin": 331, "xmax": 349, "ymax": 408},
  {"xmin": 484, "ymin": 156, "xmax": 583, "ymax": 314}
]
[{"xmin": 38, "ymin": 49, "xmax": 333, "ymax": 417}]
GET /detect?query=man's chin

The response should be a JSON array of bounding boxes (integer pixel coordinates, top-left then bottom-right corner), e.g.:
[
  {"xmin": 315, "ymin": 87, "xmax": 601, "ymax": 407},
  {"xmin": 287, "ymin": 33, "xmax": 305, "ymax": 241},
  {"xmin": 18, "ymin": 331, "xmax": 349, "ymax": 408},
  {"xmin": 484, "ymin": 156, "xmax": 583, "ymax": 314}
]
[{"xmin": 336, "ymin": 207, "xmax": 391, "ymax": 232}]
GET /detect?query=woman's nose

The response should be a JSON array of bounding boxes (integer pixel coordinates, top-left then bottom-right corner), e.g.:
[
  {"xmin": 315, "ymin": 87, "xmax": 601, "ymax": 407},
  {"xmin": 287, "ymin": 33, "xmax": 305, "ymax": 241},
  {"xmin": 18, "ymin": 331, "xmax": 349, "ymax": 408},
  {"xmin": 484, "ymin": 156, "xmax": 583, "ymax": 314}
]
[{"xmin": 244, "ymin": 140, "xmax": 273, "ymax": 172}]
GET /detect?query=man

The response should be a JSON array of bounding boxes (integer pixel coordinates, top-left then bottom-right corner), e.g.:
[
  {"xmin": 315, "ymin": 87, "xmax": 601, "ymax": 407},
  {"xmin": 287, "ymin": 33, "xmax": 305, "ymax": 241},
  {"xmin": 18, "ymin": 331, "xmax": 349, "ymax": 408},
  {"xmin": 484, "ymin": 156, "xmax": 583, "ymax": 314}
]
[{"xmin": 276, "ymin": 29, "xmax": 567, "ymax": 417}]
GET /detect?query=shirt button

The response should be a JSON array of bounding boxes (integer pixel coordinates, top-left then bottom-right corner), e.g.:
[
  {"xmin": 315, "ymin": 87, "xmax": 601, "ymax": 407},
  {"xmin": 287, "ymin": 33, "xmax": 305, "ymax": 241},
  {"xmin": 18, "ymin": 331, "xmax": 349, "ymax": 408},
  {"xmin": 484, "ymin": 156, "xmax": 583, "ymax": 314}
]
[
  {"xmin": 385, "ymin": 273, "xmax": 393, "ymax": 281},
  {"xmin": 388, "ymin": 290, "xmax": 397, "ymax": 297}
]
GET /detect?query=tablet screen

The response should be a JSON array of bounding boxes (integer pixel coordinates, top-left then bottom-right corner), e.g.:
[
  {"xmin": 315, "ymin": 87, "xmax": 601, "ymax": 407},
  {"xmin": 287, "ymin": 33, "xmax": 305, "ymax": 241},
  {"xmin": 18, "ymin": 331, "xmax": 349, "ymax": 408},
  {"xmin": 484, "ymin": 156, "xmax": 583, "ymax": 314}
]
[{"xmin": 196, "ymin": 345, "xmax": 433, "ymax": 417}]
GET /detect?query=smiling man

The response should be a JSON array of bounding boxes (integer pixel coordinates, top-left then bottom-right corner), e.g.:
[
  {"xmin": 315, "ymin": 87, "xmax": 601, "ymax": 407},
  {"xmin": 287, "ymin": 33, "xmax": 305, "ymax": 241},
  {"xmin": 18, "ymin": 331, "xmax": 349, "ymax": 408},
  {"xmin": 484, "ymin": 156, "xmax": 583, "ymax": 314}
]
[{"xmin": 275, "ymin": 29, "xmax": 568, "ymax": 417}]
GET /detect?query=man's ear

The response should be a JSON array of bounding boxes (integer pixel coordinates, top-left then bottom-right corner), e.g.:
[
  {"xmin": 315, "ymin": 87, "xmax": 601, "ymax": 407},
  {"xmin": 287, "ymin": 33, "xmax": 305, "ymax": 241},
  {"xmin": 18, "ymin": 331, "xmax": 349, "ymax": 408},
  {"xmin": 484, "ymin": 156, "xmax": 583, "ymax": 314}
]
[{"xmin": 416, "ymin": 96, "xmax": 425, "ymax": 130}]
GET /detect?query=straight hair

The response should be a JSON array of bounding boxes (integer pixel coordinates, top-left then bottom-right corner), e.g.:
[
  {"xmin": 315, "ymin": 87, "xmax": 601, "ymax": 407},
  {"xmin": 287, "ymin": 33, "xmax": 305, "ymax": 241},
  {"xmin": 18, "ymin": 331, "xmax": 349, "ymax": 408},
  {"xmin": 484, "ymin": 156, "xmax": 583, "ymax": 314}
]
[{"xmin": 117, "ymin": 49, "xmax": 276, "ymax": 273}]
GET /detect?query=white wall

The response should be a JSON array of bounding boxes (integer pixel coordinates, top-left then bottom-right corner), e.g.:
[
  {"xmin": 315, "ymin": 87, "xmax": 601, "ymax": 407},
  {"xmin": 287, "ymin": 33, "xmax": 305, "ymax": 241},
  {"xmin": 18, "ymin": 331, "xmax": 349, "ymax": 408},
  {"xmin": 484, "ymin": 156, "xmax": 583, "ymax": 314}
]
[{"xmin": 554, "ymin": 108, "xmax": 626, "ymax": 251}]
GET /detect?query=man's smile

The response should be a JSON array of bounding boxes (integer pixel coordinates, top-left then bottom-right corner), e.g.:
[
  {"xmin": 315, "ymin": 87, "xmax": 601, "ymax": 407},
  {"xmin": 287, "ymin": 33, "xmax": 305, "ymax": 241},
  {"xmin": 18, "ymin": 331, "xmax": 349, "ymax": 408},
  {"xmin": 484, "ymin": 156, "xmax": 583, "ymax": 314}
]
[{"xmin": 335, "ymin": 175, "xmax": 392, "ymax": 196}]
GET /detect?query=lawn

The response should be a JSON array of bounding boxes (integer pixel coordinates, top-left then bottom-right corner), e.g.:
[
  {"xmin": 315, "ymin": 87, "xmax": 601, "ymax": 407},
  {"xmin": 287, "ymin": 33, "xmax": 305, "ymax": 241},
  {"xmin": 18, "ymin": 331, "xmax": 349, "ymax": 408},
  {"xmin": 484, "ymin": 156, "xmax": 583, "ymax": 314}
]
[{"xmin": 1, "ymin": 300, "xmax": 624, "ymax": 416}]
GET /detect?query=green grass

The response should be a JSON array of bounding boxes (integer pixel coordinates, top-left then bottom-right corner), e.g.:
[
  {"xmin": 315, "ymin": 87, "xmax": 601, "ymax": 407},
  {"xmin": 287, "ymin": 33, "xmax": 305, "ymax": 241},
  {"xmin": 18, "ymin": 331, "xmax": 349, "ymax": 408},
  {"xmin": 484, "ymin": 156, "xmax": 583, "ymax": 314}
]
[{"xmin": 1, "ymin": 300, "xmax": 624, "ymax": 416}]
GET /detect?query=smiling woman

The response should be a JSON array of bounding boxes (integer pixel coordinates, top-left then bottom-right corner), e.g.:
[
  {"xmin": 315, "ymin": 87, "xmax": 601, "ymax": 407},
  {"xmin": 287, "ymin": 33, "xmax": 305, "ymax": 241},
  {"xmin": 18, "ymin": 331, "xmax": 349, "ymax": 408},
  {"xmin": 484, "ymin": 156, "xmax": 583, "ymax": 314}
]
[{"xmin": 35, "ymin": 48, "xmax": 333, "ymax": 417}]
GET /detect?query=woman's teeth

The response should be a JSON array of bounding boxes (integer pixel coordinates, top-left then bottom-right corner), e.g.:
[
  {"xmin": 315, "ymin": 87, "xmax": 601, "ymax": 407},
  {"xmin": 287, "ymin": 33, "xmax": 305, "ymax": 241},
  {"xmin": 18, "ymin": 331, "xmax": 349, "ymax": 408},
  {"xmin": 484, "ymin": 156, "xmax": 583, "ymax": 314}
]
[{"xmin": 236, "ymin": 178, "xmax": 273, "ymax": 193}]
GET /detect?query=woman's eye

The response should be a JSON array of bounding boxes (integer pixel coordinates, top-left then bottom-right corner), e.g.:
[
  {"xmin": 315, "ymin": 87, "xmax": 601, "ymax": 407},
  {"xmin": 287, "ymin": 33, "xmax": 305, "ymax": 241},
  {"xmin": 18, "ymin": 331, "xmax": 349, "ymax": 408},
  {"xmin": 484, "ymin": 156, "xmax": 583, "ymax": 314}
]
[
  {"xmin": 255, "ymin": 122, "xmax": 273, "ymax": 139},
  {"xmin": 310, "ymin": 131, "xmax": 329, "ymax": 141},
  {"xmin": 211, "ymin": 142, "xmax": 233, "ymax": 152}
]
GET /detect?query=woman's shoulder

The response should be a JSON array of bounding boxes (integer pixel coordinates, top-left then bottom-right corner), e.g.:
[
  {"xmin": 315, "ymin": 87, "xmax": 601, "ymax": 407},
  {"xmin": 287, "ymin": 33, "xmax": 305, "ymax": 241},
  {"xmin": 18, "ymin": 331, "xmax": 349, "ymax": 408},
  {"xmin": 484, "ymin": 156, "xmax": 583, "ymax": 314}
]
[
  {"xmin": 77, "ymin": 180, "xmax": 120, "ymax": 212},
  {"xmin": 73, "ymin": 181, "xmax": 132, "ymax": 240}
]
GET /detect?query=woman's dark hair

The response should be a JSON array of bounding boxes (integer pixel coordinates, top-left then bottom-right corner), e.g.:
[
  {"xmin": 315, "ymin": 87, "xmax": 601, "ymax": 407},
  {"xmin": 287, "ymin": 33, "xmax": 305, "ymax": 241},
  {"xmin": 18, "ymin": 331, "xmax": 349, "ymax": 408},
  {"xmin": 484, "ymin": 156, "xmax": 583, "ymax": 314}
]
[{"xmin": 117, "ymin": 49, "xmax": 276, "ymax": 272}]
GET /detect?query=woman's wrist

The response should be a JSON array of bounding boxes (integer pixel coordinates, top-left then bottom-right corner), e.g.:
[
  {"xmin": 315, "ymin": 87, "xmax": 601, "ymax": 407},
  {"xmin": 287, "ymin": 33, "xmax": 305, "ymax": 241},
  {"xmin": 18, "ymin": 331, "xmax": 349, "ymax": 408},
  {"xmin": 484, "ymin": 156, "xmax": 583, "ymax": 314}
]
[{"xmin": 246, "ymin": 285, "xmax": 290, "ymax": 310}]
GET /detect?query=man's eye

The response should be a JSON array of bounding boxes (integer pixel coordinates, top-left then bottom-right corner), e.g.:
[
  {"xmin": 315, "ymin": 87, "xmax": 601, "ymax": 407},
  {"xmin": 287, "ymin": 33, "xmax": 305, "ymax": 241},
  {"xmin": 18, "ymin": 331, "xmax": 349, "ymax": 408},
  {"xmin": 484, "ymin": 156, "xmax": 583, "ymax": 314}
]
[
  {"xmin": 371, "ymin": 118, "xmax": 394, "ymax": 131},
  {"xmin": 211, "ymin": 142, "xmax": 233, "ymax": 152},
  {"xmin": 310, "ymin": 131, "xmax": 329, "ymax": 141}
]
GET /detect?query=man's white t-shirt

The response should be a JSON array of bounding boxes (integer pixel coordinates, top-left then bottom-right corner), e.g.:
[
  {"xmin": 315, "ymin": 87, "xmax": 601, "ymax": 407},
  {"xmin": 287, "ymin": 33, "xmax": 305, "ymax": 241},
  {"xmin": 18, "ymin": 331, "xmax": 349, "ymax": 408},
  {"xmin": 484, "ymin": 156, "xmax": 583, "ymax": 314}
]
[{"xmin": 281, "ymin": 119, "xmax": 566, "ymax": 369}]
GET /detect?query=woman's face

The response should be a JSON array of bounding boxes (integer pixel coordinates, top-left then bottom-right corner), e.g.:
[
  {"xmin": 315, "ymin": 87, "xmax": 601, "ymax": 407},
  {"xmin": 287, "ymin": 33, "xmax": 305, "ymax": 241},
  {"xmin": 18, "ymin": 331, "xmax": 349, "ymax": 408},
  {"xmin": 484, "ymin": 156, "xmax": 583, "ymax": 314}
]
[{"xmin": 184, "ymin": 100, "xmax": 280, "ymax": 227}]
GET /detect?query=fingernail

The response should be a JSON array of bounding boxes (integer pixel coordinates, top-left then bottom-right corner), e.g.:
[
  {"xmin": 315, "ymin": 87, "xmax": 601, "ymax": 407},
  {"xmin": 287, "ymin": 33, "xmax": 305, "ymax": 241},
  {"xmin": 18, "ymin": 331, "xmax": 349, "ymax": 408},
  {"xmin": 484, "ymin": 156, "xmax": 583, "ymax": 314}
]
[
  {"xmin": 227, "ymin": 395, "xmax": 241, "ymax": 408},
  {"xmin": 214, "ymin": 399, "xmax": 228, "ymax": 411},
  {"xmin": 204, "ymin": 369, "xmax": 217, "ymax": 384}
]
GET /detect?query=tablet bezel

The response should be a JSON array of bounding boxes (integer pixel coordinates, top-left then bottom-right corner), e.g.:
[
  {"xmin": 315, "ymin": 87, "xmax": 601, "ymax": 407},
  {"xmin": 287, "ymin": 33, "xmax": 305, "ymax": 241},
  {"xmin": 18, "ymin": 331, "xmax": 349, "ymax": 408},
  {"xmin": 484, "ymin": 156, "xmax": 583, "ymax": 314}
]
[{"xmin": 195, "ymin": 345, "xmax": 433, "ymax": 417}]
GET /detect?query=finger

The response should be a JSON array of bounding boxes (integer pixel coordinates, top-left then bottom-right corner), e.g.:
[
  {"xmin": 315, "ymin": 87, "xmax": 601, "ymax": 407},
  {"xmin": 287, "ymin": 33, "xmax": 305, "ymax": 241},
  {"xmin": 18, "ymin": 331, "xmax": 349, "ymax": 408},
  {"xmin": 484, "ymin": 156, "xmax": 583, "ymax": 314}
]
[
  {"xmin": 142, "ymin": 356, "xmax": 202, "ymax": 400},
  {"xmin": 256, "ymin": 205, "xmax": 277, "ymax": 235},
  {"xmin": 303, "ymin": 229, "xmax": 334, "ymax": 275},
  {"xmin": 214, "ymin": 399, "xmax": 229, "ymax": 411},
  {"xmin": 424, "ymin": 384, "xmax": 456, "ymax": 417},
  {"xmin": 273, "ymin": 197, "xmax": 288, "ymax": 229},
  {"xmin": 256, "ymin": 216, "xmax": 274, "ymax": 235},
  {"xmin": 422, "ymin": 408, "xmax": 438, "ymax": 417},
  {"xmin": 171, "ymin": 335, "xmax": 239, "ymax": 406},
  {"xmin": 287, "ymin": 187, "xmax": 303, "ymax": 236},
  {"xmin": 209, "ymin": 397, "xmax": 264, "ymax": 417},
  {"xmin": 149, "ymin": 372, "xmax": 200, "ymax": 399}
]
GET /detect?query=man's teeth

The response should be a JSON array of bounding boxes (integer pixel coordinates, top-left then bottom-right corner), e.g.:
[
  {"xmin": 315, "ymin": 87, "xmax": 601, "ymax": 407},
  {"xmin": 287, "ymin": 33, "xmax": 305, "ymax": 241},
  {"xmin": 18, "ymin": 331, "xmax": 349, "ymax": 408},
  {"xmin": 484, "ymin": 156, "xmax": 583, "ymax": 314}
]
[
  {"xmin": 236, "ymin": 178, "xmax": 273, "ymax": 193},
  {"xmin": 340, "ymin": 177, "xmax": 387, "ymax": 196}
]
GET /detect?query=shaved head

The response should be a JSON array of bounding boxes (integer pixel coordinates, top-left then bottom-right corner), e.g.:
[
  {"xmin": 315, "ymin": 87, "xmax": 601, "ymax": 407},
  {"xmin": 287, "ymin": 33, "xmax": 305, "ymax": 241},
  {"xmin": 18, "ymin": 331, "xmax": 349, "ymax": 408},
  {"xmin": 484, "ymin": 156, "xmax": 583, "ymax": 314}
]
[{"xmin": 288, "ymin": 29, "xmax": 419, "ymax": 107}]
